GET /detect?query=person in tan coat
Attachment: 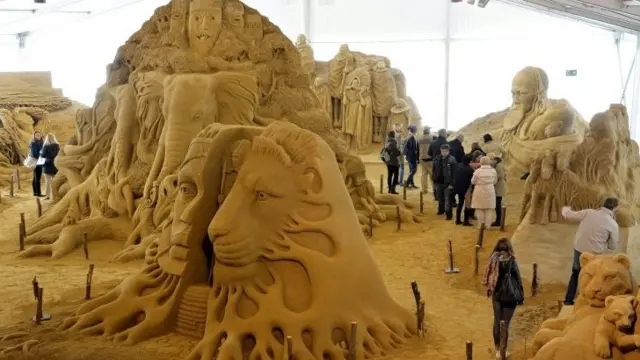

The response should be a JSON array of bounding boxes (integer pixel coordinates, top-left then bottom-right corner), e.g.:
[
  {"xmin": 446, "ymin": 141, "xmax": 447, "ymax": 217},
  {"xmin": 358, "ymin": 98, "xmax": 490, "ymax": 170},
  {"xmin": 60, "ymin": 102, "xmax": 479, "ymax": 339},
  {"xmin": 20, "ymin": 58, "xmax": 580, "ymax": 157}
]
[
  {"xmin": 489, "ymin": 153, "xmax": 507, "ymax": 227},
  {"xmin": 471, "ymin": 156, "xmax": 498, "ymax": 229}
]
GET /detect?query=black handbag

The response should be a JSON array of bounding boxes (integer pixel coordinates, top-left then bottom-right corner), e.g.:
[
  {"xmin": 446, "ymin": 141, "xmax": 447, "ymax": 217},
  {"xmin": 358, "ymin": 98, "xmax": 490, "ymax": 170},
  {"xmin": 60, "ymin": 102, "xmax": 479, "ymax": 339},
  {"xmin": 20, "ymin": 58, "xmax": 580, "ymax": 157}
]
[{"xmin": 498, "ymin": 259, "xmax": 524, "ymax": 304}]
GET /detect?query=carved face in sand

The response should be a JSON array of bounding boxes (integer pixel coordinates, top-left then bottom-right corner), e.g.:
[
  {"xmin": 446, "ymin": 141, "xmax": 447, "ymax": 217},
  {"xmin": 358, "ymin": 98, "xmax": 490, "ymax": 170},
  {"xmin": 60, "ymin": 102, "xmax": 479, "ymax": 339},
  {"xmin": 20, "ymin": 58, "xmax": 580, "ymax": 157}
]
[
  {"xmin": 170, "ymin": 0, "xmax": 188, "ymax": 34},
  {"xmin": 578, "ymin": 253, "xmax": 634, "ymax": 307},
  {"xmin": 504, "ymin": 67, "xmax": 548, "ymax": 131},
  {"xmin": 224, "ymin": 1, "xmax": 245, "ymax": 33},
  {"xmin": 188, "ymin": 0, "xmax": 223, "ymax": 56}
]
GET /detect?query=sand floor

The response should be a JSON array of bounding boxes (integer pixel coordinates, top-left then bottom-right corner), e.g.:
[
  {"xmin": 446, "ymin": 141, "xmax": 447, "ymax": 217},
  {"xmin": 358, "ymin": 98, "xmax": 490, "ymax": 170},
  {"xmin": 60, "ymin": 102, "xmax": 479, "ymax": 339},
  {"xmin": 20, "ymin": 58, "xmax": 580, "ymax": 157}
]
[{"xmin": 0, "ymin": 163, "xmax": 566, "ymax": 360}]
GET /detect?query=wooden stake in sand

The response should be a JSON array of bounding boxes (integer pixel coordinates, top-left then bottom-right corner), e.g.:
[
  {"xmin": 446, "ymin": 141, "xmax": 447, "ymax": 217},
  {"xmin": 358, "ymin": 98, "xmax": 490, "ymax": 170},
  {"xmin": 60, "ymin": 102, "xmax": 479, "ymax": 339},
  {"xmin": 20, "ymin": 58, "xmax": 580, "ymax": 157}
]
[
  {"xmin": 285, "ymin": 335, "xmax": 293, "ymax": 360},
  {"xmin": 32, "ymin": 277, "xmax": 39, "ymax": 300},
  {"xmin": 444, "ymin": 239, "xmax": 460, "ymax": 274},
  {"xmin": 9, "ymin": 174, "xmax": 14, "ymax": 197},
  {"xmin": 476, "ymin": 223, "xmax": 485, "ymax": 248},
  {"xmin": 465, "ymin": 341, "xmax": 473, "ymax": 360},
  {"xmin": 379, "ymin": 174, "xmax": 383, "ymax": 194},
  {"xmin": 410, "ymin": 281, "xmax": 425, "ymax": 336},
  {"xmin": 474, "ymin": 245, "xmax": 480, "ymax": 276},
  {"xmin": 557, "ymin": 300, "xmax": 563, "ymax": 312},
  {"xmin": 15, "ymin": 169, "xmax": 21, "ymax": 190},
  {"xmin": 418, "ymin": 300, "xmax": 426, "ymax": 337},
  {"xmin": 83, "ymin": 232, "xmax": 89, "ymax": 260},
  {"xmin": 500, "ymin": 207, "xmax": 507, "ymax": 232},
  {"xmin": 499, "ymin": 320, "xmax": 507, "ymax": 360},
  {"xmin": 36, "ymin": 198, "xmax": 42, "ymax": 218},
  {"xmin": 19, "ymin": 212, "xmax": 26, "ymax": 251},
  {"xmin": 396, "ymin": 205, "xmax": 401, "ymax": 231},
  {"xmin": 419, "ymin": 191, "xmax": 424, "ymax": 214},
  {"xmin": 18, "ymin": 222, "xmax": 24, "ymax": 251},
  {"xmin": 85, "ymin": 264, "xmax": 94, "ymax": 300},
  {"xmin": 34, "ymin": 287, "xmax": 43, "ymax": 325},
  {"xmin": 368, "ymin": 214, "xmax": 373, "ymax": 238},
  {"xmin": 348, "ymin": 322, "xmax": 358, "ymax": 360},
  {"xmin": 532, "ymin": 263, "xmax": 539, "ymax": 296}
]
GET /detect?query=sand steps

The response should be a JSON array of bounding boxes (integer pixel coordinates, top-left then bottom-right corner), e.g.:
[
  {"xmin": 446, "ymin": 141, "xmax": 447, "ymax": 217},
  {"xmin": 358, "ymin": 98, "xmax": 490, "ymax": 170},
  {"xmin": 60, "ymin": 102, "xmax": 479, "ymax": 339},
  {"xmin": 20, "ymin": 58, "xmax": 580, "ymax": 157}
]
[{"xmin": 175, "ymin": 284, "xmax": 210, "ymax": 339}]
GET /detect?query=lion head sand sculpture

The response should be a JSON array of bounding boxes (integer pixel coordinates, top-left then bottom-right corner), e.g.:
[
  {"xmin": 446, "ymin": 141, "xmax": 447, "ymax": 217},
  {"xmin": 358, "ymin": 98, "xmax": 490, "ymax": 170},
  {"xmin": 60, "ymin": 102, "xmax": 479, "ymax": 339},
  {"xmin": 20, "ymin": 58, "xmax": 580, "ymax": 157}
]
[
  {"xmin": 593, "ymin": 295, "xmax": 639, "ymax": 358},
  {"xmin": 532, "ymin": 254, "xmax": 636, "ymax": 360},
  {"xmin": 59, "ymin": 122, "xmax": 416, "ymax": 360}
]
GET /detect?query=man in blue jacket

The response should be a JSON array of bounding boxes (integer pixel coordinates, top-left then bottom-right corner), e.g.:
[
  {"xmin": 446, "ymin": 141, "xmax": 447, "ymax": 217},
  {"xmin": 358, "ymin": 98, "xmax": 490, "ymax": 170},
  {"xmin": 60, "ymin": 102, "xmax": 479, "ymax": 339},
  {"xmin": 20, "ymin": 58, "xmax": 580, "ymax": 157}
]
[{"xmin": 403, "ymin": 125, "xmax": 419, "ymax": 189}]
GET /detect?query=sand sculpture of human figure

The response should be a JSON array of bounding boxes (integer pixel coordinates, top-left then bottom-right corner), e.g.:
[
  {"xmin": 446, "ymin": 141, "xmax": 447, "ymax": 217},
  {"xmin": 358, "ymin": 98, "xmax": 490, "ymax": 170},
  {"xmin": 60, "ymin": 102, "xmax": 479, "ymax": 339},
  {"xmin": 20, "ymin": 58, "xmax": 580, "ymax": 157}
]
[
  {"xmin": 187, "ymin": 0, "xmax": 223, "ymax": 56},
  {"xmin": 312, "ymin": 76, "xmax": 332, "ymax": 117},
  {"xmin": 500, "ymin": 66, "xmax": 583, "ymax": 172},
  {"xmin": 224, "ymin": 0, "xmax": 245, "ymax": 35},
  {"xmin": 341, "ymin": 69, "xmax": 373, "ymax": 152},
  {"xmin": 371, "ymin": 60, "xmax": 397, "ymax": 143},
  {"xmin": 295, "ymin": 34, "xmax": 315, "ymax": 79},
  {"xmin": 328, "ymin": 44, "xmax": 355, "ymax": 125},
  {"xmin": 388, "ymin": 98, "xmax": 411, "ymax": 137}
]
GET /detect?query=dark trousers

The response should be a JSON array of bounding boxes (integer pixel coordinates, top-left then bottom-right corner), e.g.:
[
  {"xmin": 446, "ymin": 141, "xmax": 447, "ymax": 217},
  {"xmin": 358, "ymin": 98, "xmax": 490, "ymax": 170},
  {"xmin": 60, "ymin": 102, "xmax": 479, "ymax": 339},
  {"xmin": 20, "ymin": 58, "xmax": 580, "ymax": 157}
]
[
  {"xmin": 455, "ymin": 190, "xmax": 471, "ymax": 223},
  {"xmin": 492, "ymin": 300, "xmax": 516, "ymax": 347},
  {"xmin": 564, "ymin": 249, "xmax": 582, "ymax": 304},
  {"xmin": 494, "ymin": 196, "xmax": 503, "ymax": 225},
  {"xmin": 434, "ymin": 183, "xmax": 452, "ymax": 217},
  {"xmin": 406, "ymin": 161, "xmax": 417, "ymax": 186},
  {"xmin": 386, "ymin": 164, "xmax": 399, "ymax": 193},
  {"xmin": 32, "ymin": 165, "xmax": 42, "ymax": 196}
]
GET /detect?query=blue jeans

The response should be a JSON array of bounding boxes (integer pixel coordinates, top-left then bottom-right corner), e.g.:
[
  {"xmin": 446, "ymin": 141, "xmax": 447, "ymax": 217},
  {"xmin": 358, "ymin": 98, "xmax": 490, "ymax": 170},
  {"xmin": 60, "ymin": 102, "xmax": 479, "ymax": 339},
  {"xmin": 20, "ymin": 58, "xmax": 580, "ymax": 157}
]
[
  {"xmin": 399, "ymin": 163, "xmax": 405, "ymax": 185},
  {"xmin": 406, "ymin": 161, "xmax": 417, "ymax": 186},
  {"xmin": 564, "ymin": 250, "xmax": 582, "ymax": 304}
]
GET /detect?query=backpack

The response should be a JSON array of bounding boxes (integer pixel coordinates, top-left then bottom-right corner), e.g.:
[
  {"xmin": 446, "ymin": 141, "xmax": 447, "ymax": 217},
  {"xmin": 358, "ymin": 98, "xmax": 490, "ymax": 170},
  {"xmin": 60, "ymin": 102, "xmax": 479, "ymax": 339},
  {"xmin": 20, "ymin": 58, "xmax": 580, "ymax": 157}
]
[{"xmin": 380, "ymin": 147, "xmax": 391, "ymax": 163}]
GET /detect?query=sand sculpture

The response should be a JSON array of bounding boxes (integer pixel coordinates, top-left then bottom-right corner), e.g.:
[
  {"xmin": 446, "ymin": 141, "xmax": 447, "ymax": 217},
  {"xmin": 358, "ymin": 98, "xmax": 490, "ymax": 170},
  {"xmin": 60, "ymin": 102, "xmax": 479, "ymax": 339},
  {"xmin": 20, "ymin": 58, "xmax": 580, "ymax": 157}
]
[
  {"xmin": 20, "ymin": 0, "xmax": 420, "ymax": 266},
  {"xmin": 306, "ymin": 42, "xmax": 421, "ymax": 153},
  {"xmin": 531, "ymin": 253, "xmax": 640, "ymax": 359},
  {"xmin": 57, "ymin": 121, "xmax": 416, "ymax": 359}
]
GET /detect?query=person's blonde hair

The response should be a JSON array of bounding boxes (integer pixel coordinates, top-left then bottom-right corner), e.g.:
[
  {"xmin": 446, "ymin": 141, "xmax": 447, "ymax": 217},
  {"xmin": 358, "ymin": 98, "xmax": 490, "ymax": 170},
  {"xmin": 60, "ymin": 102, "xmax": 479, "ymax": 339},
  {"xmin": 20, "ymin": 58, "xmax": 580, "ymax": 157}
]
[
  {"xmin": 44, "ymin": 133, "xmax": 58, "ymax": 145},
  {"xmin": 479, "ymin": 156, "xmax": 492, "ymax": 165}
]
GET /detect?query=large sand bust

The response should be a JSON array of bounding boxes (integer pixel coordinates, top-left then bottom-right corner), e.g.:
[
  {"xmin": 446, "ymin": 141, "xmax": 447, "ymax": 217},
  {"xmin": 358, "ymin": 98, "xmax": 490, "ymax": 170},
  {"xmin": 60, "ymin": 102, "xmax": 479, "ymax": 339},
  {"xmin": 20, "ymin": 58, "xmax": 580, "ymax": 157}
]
[{"xmin": 60, "ymin": 122, "xmax": 416, "ymax": 359}]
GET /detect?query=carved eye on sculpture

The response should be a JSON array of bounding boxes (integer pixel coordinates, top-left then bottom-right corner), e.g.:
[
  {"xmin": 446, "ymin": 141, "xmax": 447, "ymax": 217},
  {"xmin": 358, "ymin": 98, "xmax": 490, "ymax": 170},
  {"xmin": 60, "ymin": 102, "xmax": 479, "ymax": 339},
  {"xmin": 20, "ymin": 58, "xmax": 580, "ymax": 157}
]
[
  {"xmin": 256, "ymin": 191, "xmax": 272, "ymax": 201},
  {"xmin": 180, "ymin": 182, "xmax": 197, "ymax": 200}
]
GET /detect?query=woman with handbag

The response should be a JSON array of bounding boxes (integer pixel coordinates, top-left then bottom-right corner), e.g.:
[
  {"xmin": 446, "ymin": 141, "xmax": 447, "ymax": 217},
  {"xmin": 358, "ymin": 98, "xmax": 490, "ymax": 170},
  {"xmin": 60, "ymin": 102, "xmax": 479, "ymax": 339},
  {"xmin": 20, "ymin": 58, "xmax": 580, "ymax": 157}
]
[
  {"xmin": 482, "ymin": 238, "xmax": 524, "ymax": 359},
  {"xmin": 29, "ymin": 131, "xmax": 44, "ymax": 197},
  {"xmin": 40, "ymin": 133, "xmax": 60, "ymax": 200}
]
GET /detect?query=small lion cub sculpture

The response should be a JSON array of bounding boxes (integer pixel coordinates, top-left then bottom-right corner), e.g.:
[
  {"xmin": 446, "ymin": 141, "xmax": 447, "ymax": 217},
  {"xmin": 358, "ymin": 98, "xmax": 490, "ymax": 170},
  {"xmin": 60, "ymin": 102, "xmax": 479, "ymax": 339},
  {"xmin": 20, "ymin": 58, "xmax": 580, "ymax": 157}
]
[{"xmin": 594, "ymin": 295, "xmax": 640, "ymax": 358}]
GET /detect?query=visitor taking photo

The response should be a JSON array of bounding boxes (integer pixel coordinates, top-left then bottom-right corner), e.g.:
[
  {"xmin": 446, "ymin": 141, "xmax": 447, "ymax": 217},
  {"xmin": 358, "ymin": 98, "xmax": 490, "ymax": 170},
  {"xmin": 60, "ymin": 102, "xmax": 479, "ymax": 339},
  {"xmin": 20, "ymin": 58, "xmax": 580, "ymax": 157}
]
[
  {"xmin": 40, "ymin": 133, "xmax": 61, "ymax": 200},
  {"xmin": 29, "ymin": 131, "xmax": 44, "ymax": 197},
  {"xmin": 562, "ymin": 197, "xmax": 620, "ymax": 306},
  {"xmin": 482, "ymin": 237, "xmax": 524, "ymax": 359}
]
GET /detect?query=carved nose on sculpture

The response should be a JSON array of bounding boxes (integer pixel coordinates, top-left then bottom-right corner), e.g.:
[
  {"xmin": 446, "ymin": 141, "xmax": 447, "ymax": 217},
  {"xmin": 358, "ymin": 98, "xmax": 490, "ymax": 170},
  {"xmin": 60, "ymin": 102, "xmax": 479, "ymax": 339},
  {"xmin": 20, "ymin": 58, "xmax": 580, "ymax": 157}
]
[{"xmin": 209, "ymin": 228, "xmax": 230, "ymax": 243}]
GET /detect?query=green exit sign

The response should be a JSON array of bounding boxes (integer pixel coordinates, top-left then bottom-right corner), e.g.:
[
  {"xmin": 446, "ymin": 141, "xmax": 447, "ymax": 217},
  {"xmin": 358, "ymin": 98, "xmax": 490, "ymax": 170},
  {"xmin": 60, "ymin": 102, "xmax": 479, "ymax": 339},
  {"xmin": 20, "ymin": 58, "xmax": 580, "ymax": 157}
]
[{"xmin": 566, "ymin": 69, "xmax": 578, "ymax": 77}]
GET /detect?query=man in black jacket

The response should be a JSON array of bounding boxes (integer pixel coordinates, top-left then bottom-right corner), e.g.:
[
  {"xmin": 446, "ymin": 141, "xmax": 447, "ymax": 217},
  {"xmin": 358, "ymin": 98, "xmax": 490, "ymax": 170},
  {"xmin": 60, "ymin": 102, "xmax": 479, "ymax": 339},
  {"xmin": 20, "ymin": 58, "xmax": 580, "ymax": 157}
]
[
  {"xmin": 453, "ymin": 154, "xmax": 474, "ymax": 226},
  {"xmin": 428, "ymin": 128, "xmax": 448, "ymax": 161},
  {"xmin": 432, "ymin": 144, "xmax": 457, "ymax": 220},
  {"xmin": 403, "ymin": 125, "xmax": 419, "ymax": 189},
  {"xmin": 448, "ymin": 134, "xmax": 465, "ymax": 163}
]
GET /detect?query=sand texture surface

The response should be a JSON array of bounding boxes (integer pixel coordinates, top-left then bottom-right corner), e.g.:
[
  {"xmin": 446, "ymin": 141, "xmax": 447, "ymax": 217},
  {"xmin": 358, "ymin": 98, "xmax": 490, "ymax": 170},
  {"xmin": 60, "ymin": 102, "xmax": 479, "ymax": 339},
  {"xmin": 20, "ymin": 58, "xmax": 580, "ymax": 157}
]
[{"xmin": 0, "ymin": 162, "xmax": 564, "ymax": 360}]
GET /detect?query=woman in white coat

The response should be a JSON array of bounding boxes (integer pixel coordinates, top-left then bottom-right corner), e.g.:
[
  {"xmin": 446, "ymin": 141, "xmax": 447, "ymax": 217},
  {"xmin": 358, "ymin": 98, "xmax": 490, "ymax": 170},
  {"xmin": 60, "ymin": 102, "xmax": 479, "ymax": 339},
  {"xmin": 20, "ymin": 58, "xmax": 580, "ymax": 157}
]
[{"xmin": 471, "ymin": 156, "xmax": 498, "ymax": 229}]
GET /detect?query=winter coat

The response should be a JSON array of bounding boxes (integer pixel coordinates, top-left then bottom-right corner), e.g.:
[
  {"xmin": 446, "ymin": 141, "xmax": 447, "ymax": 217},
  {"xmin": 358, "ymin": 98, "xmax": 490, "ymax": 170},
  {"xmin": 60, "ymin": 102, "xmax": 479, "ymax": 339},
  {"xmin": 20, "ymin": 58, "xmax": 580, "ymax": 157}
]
[
  {"xmin": 384, "ymin": 137, "xmax": 402, "ymax": 167},
  {"xmin": 471, "ymin": 165, "xmax": 497, "ymax": 209},
  {"xmin": 494, "ymin": 161, "xmax": 507, "ymax": 197},
  {"xmin": 428, "ymin": 135, "xmax": 448, "ymax": 160},
  {"xmin": 29, "ymin": 139, "xmax": 43, "ymax": 159},
  {"xmin": 432, "ymin": 155, "xmax": 457, "ymax": 185},
  {"xmin": 403, "ymin": 134, "xmax": 418, "ymax": 164},
  {"xmin": 418, "ymin": 134, "xmax": 434, "ymax": 161},
  {"xmin": 454, "ymin": 163, "xmax": 474, "ymax": 194},
  {"xmin": 448, "ymin": 138, "xmax": 465, "ymax": 163},
  {"xmin": 40, "ymin": 143, "xmax": 60, "ymax": 176}
]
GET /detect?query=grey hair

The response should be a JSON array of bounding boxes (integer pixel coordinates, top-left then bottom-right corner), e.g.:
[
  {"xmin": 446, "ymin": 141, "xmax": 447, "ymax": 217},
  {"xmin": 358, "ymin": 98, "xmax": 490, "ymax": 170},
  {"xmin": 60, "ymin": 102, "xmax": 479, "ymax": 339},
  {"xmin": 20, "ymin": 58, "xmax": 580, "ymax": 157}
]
[{"xmin": 437, "ymin": 129, "xmax": 447, "ymax": 137}]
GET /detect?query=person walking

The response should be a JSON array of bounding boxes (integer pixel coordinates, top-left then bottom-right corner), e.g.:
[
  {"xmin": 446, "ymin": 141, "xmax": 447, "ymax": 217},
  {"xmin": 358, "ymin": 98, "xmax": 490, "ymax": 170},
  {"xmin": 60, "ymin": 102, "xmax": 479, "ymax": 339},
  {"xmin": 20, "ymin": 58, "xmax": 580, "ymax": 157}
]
[
  {"xmin": 29, "ymin": 131, "xmax": 44, "ymax": 197},
  {"xmin": 428, "ymin": 129, "xmax": 449, "ymax": 199},
  {"xmin": 40, "ymin": 133, "xmax": 61, "ymax": 200},
  {"xmin": 432, "ymin": 144, "xmax": 457, "ymax": 220},
  {"xmin": 562, "ymin": 198, "xmax": 620, "ymax": 306},
  {"xmin": 471, "ymin": 156, "xmax": 497, "ymax": 229},
  {"xmin": 454, "ymin": 154, "xmax": 474, "ymax": 226},
  {"xmin": 482, "ymin": 238, "xmax": 524, "ymax": 359},
  {"xmin": 382, "ymin": 131, "xmax": 402, "ymax": 194},
  {"xmin": 403, "ymin": 125, "xmax": 419, "ymax": 189},
  {"xmin": 448, "ymin": 133, "xmax": 465, "ymax": 163},
  {"xmin": 418, "ymin": 127, "xmax": 434, "ymax": 194},
  {"xmin": 490, "ymin": 153, "xmax": 507, "ymax": 227}
]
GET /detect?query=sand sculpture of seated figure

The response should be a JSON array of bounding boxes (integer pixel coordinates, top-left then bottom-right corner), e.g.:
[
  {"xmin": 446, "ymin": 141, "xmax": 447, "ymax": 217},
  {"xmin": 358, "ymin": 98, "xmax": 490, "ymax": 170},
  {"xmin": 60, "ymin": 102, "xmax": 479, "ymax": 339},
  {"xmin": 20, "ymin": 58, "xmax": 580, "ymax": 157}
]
[
  {"xmin": 295, "ymin": 34, "xmax": 315, "ymax": 78},
  {"xmin": 501, "ymin": 66, "xmax": 584, "ymax": 172},
  {"xmin": 60, "ymin": 122, "xmax": 416, "ymax": 359},
  {"xmin": 532, "ymin": 253, "xmax": 635, "ymax": 359}
]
